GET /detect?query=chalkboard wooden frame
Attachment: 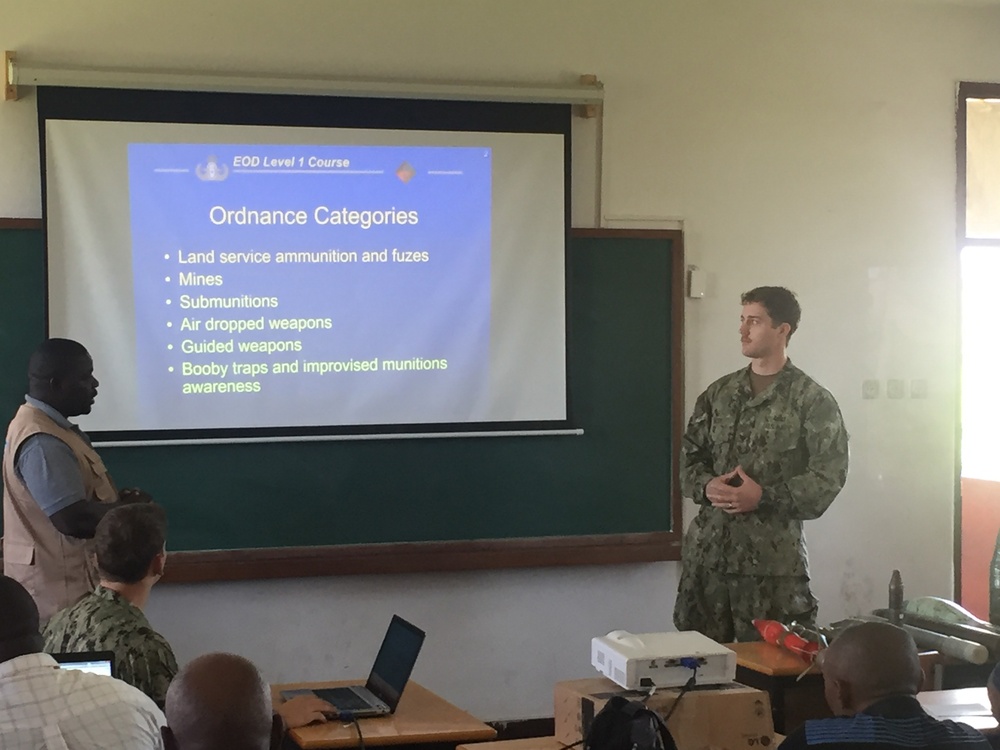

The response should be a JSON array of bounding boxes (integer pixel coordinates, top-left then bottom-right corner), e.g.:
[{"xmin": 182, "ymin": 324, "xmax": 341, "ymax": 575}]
[
  {"xmin": 0, "ymin": 221, "xmax": 683, "ymax": 582},
  {"xmin": 0, "ymin": 219, "xmax": 39, "ymax": 229}
]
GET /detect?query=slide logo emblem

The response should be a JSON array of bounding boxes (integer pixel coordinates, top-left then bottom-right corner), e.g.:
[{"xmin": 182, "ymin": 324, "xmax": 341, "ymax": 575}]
[
  {"xmin": 396, "ymin": 161, "xmax": 415, "ymax": 183},
  {"xmin": 196, "ymin": 156, "xmax": 229, "ymax": 182}
]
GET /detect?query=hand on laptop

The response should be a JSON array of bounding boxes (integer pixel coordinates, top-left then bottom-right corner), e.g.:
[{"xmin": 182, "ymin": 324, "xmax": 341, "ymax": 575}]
[{"xmin": 278, "ymin": 695, "xmax": 337, "ymax": 728}]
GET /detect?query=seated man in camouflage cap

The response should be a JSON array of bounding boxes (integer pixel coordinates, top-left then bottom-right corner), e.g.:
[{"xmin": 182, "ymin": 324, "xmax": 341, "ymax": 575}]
[{"xmin": 44, "ymin": 502, "xmax": 177, "ymax": 707}]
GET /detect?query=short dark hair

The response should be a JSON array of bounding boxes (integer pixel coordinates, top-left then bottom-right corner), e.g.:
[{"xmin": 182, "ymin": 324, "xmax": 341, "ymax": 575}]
[
  {"xmin": 28, "ymin": 338, "xmax": 90, "ymax": 382},
  {"xmin": 95, "ymin": 504, "xmax": 168, "ymax": 584},
  {"xmin": 741, "ymin": 286, "xmax": 801, "ymax": 341}
]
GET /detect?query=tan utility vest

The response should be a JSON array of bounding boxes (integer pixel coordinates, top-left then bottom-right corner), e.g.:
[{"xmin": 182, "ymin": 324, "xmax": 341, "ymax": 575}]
[{"xmin": 2, "ymin": 404, "xmax": 118, "ymax": 623}]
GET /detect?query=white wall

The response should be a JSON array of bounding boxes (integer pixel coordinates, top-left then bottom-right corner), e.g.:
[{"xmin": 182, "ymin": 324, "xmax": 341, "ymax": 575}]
[{"xmin": 5, "ymin": 0, "xmax": 1000, "ymax": 721}]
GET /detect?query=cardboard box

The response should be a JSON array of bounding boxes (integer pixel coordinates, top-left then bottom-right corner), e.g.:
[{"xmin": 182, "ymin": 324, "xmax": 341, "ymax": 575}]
[{"xmin": 555, "ymin": 678, "xmax": 775, "ymax": 750}]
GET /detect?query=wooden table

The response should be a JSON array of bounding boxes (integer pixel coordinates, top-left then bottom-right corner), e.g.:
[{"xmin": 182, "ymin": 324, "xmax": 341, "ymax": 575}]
[
  {"xmin": 917, "ymin": 687, "xmax": 998, "ymax": 731},
  {"xmin": 272, "ymin": 681, "xmax": 498, "ymax": 750},
  {"xmin": 727, "ymin": 642, "xmax": 829, "ymax": 735}
]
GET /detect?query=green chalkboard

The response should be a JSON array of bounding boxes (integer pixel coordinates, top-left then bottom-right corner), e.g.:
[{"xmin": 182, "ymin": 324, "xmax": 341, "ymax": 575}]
[
  {"xmin": 0, "ymin": 223, "xmax": 682, "ymax": 581},
  {"xmin": 0, "ymin": 225, "xmax": 47, "ymax": 424}
]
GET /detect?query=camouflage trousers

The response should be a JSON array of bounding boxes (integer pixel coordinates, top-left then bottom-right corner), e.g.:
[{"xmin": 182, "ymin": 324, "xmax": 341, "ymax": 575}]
[{"xmin": 672, "ymin": 564, "xmax": 818, "ymax": 643}]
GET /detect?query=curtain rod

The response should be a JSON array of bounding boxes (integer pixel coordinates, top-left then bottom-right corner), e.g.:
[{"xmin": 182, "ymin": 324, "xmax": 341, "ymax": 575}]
[{"xmin": 4, "ymin": 52, "xmax": 603, "ymax": 106}]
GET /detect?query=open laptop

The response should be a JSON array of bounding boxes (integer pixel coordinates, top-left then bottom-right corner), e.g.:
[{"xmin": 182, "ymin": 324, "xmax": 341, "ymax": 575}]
[
  {"xmin": 53, "ymin": 651, "xmax": 115, "ymax": 677},
  {"xmin": 283, "ymin": 614, "xmax": 425, "ymax": 718}
]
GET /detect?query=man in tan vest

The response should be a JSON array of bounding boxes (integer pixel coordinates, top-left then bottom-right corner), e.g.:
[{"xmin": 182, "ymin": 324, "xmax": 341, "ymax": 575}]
[{"xmin": 2, "ymin": 338, "xmax": 151, "ymax": 623}]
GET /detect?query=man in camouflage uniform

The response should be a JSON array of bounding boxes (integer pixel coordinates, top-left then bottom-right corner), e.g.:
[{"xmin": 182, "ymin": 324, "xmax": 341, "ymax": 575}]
[
  {"xmin": 44, "ymin": 502, "xmax": 177, "ymax": 707},
  {"xmin": 673, "ymin": 286, "xmax": 848, "ymax": 643}
]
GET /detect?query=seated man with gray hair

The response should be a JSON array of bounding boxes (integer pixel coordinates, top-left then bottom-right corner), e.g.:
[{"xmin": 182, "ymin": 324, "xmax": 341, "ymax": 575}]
[
  {"xmin": 780, "ymin": 621, "xmax": 992, "ymax": 750},
  {"xmin": 162, "ymin": 652, "xmax": 335, "ymax": 750}
]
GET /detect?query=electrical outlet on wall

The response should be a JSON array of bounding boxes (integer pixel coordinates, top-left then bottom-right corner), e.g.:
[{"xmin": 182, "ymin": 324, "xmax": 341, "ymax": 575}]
[
  {"xmin": 862, "ymin": 379, "xmax": 879, "ymax": 399},
  {"xmin": 887, "ymin": 379, "xmax": 905, "ymax": 399},
  {"xmin": 911, "ymin": 379, "xmax": 928, "ymax": 398}
]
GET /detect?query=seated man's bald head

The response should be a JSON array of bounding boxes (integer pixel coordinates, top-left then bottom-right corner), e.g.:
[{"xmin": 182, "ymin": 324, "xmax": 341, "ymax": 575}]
[
  {"xmin": 821, "ymin": 621, "xmax": 923, "ymax": 716},
  {"xmin": 162, "ymin": 653, "xmax": 281, "ymax": 750}
]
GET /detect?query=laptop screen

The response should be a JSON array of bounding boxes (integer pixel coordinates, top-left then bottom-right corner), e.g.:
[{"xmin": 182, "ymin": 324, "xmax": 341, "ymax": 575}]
[
  {"xmin": 53, "ymin": 651, "xmax": 115, "ymax": 677},
  {"xmin": 365, "ymin": 615, "xmax": 426, "ymax": 710}
]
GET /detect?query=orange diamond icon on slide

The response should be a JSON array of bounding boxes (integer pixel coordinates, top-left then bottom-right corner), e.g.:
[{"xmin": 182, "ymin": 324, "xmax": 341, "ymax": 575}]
[{"xmin": 396, "ymin": 161, "xmax": 416, "ymax": 183}]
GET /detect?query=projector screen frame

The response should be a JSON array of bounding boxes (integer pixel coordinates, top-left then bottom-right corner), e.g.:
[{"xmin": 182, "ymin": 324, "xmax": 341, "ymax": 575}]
[{"xmin": 37, "ymin": 85, "xmax": 574, "ymax": 444}]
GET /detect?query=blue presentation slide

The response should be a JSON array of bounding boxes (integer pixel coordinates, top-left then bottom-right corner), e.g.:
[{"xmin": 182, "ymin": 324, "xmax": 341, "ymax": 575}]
[{"xmin": 127, "ymin": 143, "xmax": 492, "ymax": 429}]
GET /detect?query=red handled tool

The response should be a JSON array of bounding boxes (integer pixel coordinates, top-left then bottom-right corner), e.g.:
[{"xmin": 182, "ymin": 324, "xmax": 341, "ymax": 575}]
[{"xmin": 752, "ymin": 619, "xmax": 822, "ymax": 662}]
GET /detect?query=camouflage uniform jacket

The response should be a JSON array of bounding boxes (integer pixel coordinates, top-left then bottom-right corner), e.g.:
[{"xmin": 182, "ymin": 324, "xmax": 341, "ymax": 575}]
[
  {"xmin": 681, "ymin": 360, "xmax": 848, "ymax": 577},
  {"xmin": 43, "ymin": 585, "xmax": 178, "ymax": 707}
]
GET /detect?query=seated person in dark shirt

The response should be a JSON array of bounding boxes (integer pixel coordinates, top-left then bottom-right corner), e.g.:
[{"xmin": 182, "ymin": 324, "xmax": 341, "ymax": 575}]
[
  {"xmin": 988, "ymin": 662, "xmax": 1000, "ymax": 720},
  {"xmin": 983, "ymin": 663, "xmax": 1000, "ymax": 750},
  {"xmin": 780, "ymin": 621, "xmax": 992, "ymax": 750}
]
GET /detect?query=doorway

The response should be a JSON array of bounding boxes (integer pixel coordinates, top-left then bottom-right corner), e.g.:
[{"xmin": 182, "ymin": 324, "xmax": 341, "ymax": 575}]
[{"xmin": 959, "ymin": 89, "xmax": 1000, "ymax": 619}]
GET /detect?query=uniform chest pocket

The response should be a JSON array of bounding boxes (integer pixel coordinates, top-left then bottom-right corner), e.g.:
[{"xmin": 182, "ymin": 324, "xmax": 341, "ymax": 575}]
[
  {"xmin": 757, "ymin": 414, "xmax": 803, "ymax": 454},
  {"xmin": 707, "ymin": 410, "xmax": 739, "ymax": 448}
]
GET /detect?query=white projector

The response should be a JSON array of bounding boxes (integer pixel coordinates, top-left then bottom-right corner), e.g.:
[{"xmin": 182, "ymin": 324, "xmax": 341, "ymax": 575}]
[{"xmin": 591, "ymin": 630, "xmax": 736, "ymax": 690}]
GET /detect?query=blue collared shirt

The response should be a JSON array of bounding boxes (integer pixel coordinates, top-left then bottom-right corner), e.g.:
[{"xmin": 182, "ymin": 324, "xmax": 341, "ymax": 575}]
[{"xmin": 11, "ymin": 396, "xmax": 92, "ymax": 517}]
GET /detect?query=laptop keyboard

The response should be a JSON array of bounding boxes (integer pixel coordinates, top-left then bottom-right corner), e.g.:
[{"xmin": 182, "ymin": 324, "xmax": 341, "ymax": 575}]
[{"xmin": 315, "ymin": 687, "xmax": 372, "ymax": 711}]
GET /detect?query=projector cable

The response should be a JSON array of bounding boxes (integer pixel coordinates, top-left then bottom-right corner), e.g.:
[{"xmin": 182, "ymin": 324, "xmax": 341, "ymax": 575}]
[
  {"xmin": 337, "ymin": 711, "xmax": 365, "ymax": 750},
  {"xmin": 662, "ymin": 667, "xmax": 698, "ymax": 724}
]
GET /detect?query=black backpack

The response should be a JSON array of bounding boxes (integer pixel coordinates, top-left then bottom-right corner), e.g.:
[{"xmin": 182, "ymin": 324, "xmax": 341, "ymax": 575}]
[{"xmin": 583, "ymin": 696, "xmax": 679, "ymax": 750}]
